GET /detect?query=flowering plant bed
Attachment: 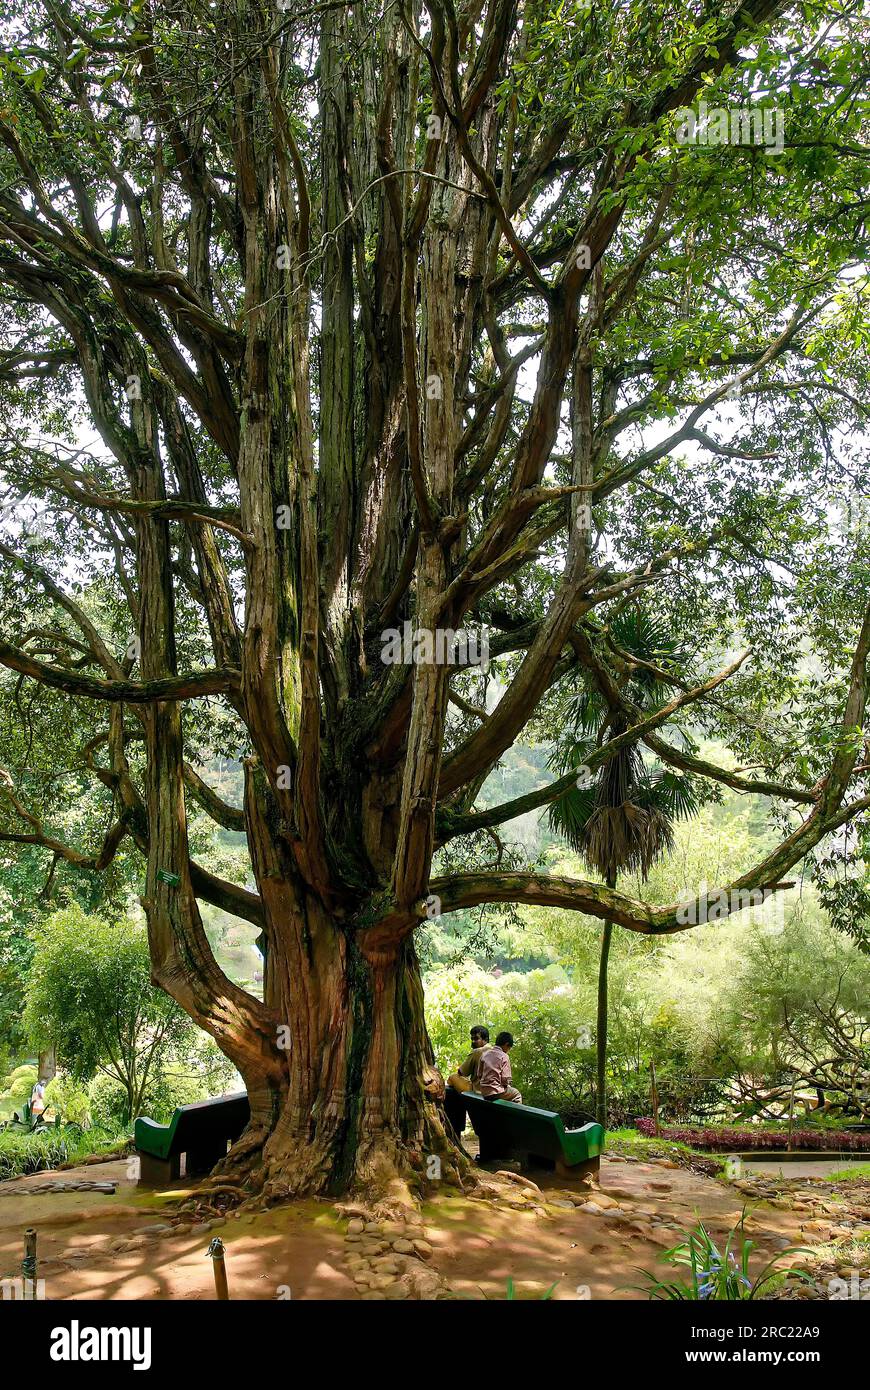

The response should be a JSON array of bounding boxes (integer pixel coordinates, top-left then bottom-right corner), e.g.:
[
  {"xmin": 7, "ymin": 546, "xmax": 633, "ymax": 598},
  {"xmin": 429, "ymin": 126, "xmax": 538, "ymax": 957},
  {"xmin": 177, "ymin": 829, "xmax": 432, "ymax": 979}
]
[{"xmin": 634, "ymin": 1119, "xmax": 870, "ymax": 1152}]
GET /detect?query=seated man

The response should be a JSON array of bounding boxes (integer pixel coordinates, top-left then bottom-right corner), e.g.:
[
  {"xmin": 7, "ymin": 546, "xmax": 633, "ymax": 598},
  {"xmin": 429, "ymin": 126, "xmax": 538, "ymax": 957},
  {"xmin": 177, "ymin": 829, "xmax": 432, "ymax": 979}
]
[
  {"xmin": 458, "ymin": 1025, "xmax": 490, "ymax": 1090},
  {"xmin": 444, "ymin": 1025, "xmax": 490, "ymax": 1138},
  {"xmin": 478, "ymin": 1031, "xmax": 522, "ymax": 1104}
]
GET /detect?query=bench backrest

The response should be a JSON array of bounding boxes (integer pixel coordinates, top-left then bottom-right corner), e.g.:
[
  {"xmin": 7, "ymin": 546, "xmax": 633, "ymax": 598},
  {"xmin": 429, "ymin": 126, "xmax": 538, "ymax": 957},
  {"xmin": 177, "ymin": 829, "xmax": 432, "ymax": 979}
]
[
  {"xmin": 465, "ymin": 1092, "xmax": 565, "ymax": 1153},
  {"xmin": 135, "ymin": 1091, "xmax": 250, "ymax": 1157},
  {"xmin": 171, "ymin": 1091, "xmax": 250, "ymax": 1150}
]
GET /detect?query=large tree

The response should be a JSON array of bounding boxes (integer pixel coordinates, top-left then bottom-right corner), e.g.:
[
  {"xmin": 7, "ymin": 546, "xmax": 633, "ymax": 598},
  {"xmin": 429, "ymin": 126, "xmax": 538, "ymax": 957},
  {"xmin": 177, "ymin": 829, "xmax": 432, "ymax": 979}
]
[{"xmin": 0, "ymin": 0, "xmax": 868, "ymax": 1200}]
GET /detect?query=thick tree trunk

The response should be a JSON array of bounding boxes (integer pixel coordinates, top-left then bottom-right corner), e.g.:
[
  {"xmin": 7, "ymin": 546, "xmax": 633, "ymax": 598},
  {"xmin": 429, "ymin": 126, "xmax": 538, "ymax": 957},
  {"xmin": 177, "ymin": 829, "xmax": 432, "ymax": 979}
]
[
  {"xmin": 595, "ymin": 919, "xmax": 613, "ymax": 1130},
  {"xmin": 217, "ymin": 916, "xmax": 457, "ymax": 1202}
]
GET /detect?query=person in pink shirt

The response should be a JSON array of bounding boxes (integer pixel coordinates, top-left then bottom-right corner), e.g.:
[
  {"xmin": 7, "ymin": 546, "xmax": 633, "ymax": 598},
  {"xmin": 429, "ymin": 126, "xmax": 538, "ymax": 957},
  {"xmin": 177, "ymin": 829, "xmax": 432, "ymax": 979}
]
[{"xmin": 478, "ymin": 1031, "xmax": 522, "ymax": 1104}]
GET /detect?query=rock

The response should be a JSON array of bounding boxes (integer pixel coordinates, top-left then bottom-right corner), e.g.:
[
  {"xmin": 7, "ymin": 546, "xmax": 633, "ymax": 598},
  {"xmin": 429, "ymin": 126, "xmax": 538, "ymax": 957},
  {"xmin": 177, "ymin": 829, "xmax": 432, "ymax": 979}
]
[
  {"xmin": 547, "ymin": 1200, "xmax": 575, "ymax": 1211},
  {"xmin": 412, "ymin": 1239, "xmax": 433, "ymax": 1260},
  {"xmin": 134, "ymin": 1223, "xmax": 173, "ymax": 1237},
  {"xmin": 392, "ymin": 1238, "xmax": 415, "ymax": 1254},
  {"xmin": 403, "ymin": 1269, "xmax": 442, "ymax": 1299},
  {"xmin": 384, "ymin": 1281, "xmax": 410, "ymax": 1299},
  {"xmin": 379, "ymin": 1222, "xmax": 407, "ymax": 1239},
  {"xmin": 371, "ymin": 1258, "xmax": 400, "ymax": 1275},
  {"xmin": 347, "ymin": 1218, "xmax": 365, "ymax": 1234}
]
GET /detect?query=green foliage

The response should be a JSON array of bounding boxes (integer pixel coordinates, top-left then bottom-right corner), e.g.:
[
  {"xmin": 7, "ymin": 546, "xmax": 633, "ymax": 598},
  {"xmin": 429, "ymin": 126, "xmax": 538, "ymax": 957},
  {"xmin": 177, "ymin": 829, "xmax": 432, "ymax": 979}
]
[
  {"xmin": 634, "ymin": 1215, "xmax": 809, "ymax": 1300},
  {"xmin": 0, "ymin": 1062, "xmax": 37, "ymax": 1118},
  {"xmin": 0, "ymin": 1125, "xmax": 127, "ymax": 1181},
  {"xmin": 651, "ymin": 905, "xmax": 870, "ymax": 1103},
  {"xmin": 24, "ymin": 905, "xmax": 197, "ymax": 1121},
  {"xmin": 42, "ymin": 1073, "xmax": 91, "ymax": 1127},
  {"xmin": 426, "ymin": 962, "xmax": 597, "ymax": 1115}
]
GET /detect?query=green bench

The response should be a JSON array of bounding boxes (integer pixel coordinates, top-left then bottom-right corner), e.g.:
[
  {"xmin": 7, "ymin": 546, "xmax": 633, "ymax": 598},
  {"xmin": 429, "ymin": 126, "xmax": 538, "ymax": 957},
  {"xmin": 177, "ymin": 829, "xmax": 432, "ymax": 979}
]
[
  {"xmin": 134, "ymin": 1091, "xmax": 250, "ymax": 1186},
  {"xmin": 464, "ymin": 1092, "xmax": 604, "ymax": 1179}
]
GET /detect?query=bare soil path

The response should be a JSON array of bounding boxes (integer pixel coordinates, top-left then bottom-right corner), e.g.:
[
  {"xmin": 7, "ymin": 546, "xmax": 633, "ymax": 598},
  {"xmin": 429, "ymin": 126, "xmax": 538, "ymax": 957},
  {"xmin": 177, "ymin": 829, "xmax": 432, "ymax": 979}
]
[{"xmin": 1, "ymin": 1153, "xmax": 867, "ymax": 1301}]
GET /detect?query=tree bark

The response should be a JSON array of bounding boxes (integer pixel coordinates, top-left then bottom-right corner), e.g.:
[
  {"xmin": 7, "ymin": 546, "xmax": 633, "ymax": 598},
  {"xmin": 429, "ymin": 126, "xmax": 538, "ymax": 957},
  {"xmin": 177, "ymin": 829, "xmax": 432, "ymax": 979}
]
[
  {"xmin": 214, "ymin": 892, "xmax": 456, "ymax": 1201},
  {"xmin": 595, "ymin": 920, "xmax": 613, "ymax": 1130}
]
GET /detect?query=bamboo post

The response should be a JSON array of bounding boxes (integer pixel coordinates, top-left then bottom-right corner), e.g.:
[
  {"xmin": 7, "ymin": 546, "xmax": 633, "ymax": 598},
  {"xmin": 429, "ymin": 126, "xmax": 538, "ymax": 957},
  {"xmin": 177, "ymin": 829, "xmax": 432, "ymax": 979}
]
[
  {"xmin": 787, "ymin": 1073, "xmax": 796, "ymax": 1152},
  {"xmin": 649, "ymin": 1059, "xmax": 660, "ymax": 1138},
  {"xmin": 207, "ymin": 1236, "xmax": 229, "ymax": 1299},
  {"xmin": 22, "ymin": 1228, "xmax": 37, "ymax": 1301}
]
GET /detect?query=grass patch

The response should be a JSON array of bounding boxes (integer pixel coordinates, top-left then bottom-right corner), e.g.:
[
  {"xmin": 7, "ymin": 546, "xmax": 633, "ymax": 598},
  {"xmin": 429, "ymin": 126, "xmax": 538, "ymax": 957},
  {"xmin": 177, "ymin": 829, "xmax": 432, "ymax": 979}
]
[
  {"xmin": 606, "ymin": 1127, "xmax": 726, "ymax": 1172},
  {"xmin": 0, "ymin": 1125, "xmax": 129, "ymax": 1181},
  {"xmin": 823, "ymin": 1164, "xmax": 870, "ymax": 1181}
]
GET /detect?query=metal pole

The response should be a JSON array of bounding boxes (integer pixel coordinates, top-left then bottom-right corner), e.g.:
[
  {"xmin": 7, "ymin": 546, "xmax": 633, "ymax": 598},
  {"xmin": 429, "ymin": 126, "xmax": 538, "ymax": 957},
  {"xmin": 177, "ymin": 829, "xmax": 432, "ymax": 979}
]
[
  {"xmin": 207, "ymin": 1236, "xmax": 229, "ymax": 1300},
  {"xmin": 22, "ymin": 1228, "xmax": 37, "ymax": 1301}
]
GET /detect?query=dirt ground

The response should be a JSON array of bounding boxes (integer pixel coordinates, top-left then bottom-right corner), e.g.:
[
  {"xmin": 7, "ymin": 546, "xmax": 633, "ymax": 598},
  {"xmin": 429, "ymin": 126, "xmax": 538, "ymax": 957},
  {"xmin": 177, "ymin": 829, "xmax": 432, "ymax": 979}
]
[{"xmin": 4, "ymin": 1149, "xmax": 853, "ymax": 1301}]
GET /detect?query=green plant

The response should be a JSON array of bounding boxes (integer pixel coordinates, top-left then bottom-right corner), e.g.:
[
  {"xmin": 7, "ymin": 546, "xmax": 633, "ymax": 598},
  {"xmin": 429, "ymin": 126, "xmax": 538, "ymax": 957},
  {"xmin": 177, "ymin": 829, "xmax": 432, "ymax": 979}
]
[
  {"xmin": 0, "ymin": 1126, "xmax": 128, "ymax": 1181},
  {"xmin": 0, "ymin": 1062, "xmax": 37, "ymax": 1117},
  {"xmin": 547, "ymin": 607, "xmax": 704, "ymax": 1126},
  {"xmin": 633, "ymin": 1213, "xmax": 810, "ymax": 1300},
  {"xmin": 43, "ymin": 1074, "xmax": 91, "ymax": 1127},
  {"xmin": 24, "ymin": 907, "xmax": 201, "ymax": 1123},
  {"xmin": 825, "ymin": 1164, "xmax": 870, "ymax": 1181}
]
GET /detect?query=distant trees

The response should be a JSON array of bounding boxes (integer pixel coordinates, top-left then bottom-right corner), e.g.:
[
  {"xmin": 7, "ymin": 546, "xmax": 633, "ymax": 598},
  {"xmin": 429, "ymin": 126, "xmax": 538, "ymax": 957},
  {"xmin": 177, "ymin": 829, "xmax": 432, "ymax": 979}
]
[{"xmin": 24, "ymin": 905, "xmax": 215, "ymax": 1122}]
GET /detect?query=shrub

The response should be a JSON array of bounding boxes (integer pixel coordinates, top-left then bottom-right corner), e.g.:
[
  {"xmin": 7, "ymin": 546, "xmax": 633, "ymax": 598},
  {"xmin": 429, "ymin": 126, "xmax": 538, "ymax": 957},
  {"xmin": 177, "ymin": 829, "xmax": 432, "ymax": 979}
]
[
  {"xmin": 43, "ymin": 1074, "xmax": 91, "ymax": 1127},
  {"xmin": 87, "ymin": 1073, "xmax": 132, "ymax": 1131},
  {"xmin": 425, "ymin": 963, "xmax": 597, "ymax": 1115},
  {"xmin": 0, "ymin": 1063, "xmax": 37, "ymax": 1115}
]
